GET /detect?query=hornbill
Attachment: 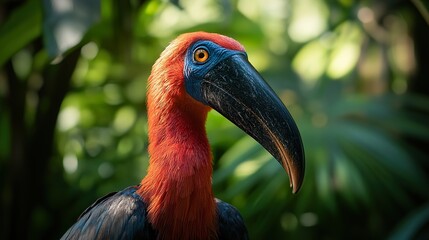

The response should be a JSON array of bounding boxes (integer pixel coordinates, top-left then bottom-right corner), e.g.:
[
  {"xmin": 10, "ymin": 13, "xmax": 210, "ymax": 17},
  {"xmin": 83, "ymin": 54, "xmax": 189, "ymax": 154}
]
[{"xmin": 61, "ymin": 32, "xmax": 305, "ymax": 240}]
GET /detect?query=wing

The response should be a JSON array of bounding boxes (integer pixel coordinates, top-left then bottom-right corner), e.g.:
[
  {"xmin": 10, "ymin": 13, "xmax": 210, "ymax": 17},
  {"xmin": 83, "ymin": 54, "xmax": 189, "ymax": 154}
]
[
  {"xmin": 216, "ymin": 199, "xmax": 249, "ymax": 240},
  {"xmin": 61, "ymin": 186, "xmax": 157, "ymax": 240}
]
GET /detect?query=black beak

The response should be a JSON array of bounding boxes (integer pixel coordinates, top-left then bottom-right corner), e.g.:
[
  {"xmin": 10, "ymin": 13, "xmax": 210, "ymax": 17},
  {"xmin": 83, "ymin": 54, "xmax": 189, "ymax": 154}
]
[{"xmin": 201, "ymin": 54, "xmax": 305, "ymax": 193}]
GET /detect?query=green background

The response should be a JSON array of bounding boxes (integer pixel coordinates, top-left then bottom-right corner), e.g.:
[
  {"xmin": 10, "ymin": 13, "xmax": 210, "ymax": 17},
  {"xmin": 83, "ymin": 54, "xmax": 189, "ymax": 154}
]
[{"xmin": 1, "ymin": 0, "xmax": 429, "ymax": 239}]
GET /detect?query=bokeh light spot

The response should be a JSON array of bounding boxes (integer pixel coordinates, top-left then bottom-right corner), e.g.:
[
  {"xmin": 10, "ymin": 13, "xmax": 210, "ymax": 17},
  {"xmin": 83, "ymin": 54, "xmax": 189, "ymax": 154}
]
[
  {"xmin": 281, "ymin": 212, "xmax": 298, "ymax": 231},
  {"xmin": 63, "ymin": 154, "xmax": 78, "ymax": 174},
  {"xmin": 58, "ymin": 107, "xmax": 80, "ymax": 131},
  {"xmin": 113, "ymin": 106, "xmax": 137, "ymax": 135},
  {"xmin": 300, "ymin": 212, "xmax": 318, "ymax": 227}
]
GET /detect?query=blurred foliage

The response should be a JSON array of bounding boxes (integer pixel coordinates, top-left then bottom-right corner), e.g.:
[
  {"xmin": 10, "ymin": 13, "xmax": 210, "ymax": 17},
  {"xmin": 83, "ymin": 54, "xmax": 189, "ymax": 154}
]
[{"xmin": 1, "ymin": 0, "xmax": 429, "ymax": 239}]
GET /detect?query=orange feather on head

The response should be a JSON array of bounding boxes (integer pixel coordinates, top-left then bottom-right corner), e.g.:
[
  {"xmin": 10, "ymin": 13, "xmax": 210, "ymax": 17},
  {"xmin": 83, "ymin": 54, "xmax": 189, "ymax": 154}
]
[{"xmin": 137, "ymin": 32, "xmax": 245, "ymax": 240}]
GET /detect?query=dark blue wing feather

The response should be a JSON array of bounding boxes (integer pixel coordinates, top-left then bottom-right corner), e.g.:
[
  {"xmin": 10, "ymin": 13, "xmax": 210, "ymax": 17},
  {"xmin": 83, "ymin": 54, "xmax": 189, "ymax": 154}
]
[
  {"xmin": 62, "ymin": 187, "xmax": 248, "ymax": 239},
  {"xmin": 216, "ymin": 199, "xmax": 249, "ymax": 240},
  {"xmin": 61, "ymin": 186, "xmax": 157, "ymax": 240}
]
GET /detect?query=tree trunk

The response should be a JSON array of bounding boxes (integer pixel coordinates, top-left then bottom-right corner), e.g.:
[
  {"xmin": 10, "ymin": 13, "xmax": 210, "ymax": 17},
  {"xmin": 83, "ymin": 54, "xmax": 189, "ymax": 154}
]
[{"xmin": 5, "ymin": 50, "xmax": 80, "ymax": 240}]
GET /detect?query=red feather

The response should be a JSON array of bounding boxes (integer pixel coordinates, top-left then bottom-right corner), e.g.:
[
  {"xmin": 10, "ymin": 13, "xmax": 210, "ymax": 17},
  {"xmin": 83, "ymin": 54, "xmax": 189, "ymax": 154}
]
[{"xmin": 137, "ymin": 32, "xmax": 244, "ymax": 239}]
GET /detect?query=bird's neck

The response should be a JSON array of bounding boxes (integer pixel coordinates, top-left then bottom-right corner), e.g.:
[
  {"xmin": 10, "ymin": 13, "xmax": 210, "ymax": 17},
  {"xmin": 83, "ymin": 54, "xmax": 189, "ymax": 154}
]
[{"xmin": 138, "ymin": 96, "xmax": 216, "ymax": 240}]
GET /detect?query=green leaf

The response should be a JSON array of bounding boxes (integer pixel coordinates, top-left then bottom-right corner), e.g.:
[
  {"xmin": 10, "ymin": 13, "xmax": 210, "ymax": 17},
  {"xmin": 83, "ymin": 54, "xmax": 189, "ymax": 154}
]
[
  {"xmin": 43, "ymin": 0, "xmax": 101, "ymax": 57},
  {"xmin": 336, "ymin": 121, "xmax": 427, "ymax": 200},
  {"xmin": 389, "ymin": 203, "xmax": 429, "ymax": 240},
  {"xmin": 0, "ymin": 0, "xmax": 42, "ymax": 67},
  {"xmin": 213, "ymin": 136, "xmax": 263, "ymax": 184}
]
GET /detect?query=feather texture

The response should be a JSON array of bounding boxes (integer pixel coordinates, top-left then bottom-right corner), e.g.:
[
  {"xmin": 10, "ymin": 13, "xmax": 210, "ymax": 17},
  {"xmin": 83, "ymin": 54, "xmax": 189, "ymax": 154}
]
[
  {"xmin": 61, "ymin": 186, "xmax": 248, "ymax": 240},
  {"xmin": 136, "ymin": 32, "xmax": 246, "ymax": 240},
  {"xmin": 62, "ymin": 32, "xmax": 250, "ymax": 240},
  {"xmin": 61, "ymin": 186, "xmax": 157, "ymax": 240}
]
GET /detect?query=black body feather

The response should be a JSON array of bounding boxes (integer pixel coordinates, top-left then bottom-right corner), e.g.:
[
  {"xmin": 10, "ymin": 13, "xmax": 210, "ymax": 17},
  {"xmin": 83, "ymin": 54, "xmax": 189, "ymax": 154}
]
[{"xmin": 61, "ymin": 186, "xmax": 248, "ymax": 240}]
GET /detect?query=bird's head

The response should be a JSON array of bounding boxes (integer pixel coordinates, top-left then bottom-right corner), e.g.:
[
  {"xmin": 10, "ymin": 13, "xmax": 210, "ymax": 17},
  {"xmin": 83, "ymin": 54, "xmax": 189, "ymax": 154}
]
[{"xmin": 148, "ymin": 32, "xmax": 305, "ymax": 193}]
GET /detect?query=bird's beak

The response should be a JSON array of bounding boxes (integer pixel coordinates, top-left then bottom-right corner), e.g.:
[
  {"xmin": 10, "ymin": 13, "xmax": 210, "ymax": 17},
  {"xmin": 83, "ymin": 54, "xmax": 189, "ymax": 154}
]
[{"xmin": 201, "ymin": 54, "xmax": 305, "ymax": 193}]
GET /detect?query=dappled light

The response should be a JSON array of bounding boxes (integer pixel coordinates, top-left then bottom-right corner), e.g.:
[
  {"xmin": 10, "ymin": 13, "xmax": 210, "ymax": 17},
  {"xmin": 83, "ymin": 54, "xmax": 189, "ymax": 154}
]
[
  {"xmin": 45, "ymin": 0, "xmax": 100, "ymax": 57},
  {"xmin": 1, "ymin": 0, "xmax": 429, "ymax": 239},
  {"xmin": 292, "ymin": 21, "xmax": 362, "ymax": 83},
  {"xmin": 288, "ymin": 0, "xmax": 328, "ymax": 42},
  {"xmin": 300, "ymin": 212, "xmax": 318, "ymax": 227},
  {"xmin": 58, "ymin": 106, "xmax": 80, "ymax": 131},
  {"xmin": 233, "ymin": 151, "xmax": 270, "ymax": 179},
  {"xmin": 292, "ymin": 40, "xmax": 328, "ymax": 83},
  {"xmin": 81, "ymin": 42, "xmax": 99, "ymax": 60},
  {"xmin": 326, "ymin": 23, "xmax": 362, "ymax": 79},
  {"xmin": 113, "ymin": 106, "xmax": 137, "ymax": 134},
  {"xmin": 63, "ymin": 153, "xmax": 78, "ymax": 174}
]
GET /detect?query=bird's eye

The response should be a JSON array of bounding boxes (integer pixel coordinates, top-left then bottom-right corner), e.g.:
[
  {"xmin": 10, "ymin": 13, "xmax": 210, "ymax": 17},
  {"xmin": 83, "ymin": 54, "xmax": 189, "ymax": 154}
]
[{"xmin": 194, "ymin": 48, "xmax": 209, "ymax": 63}]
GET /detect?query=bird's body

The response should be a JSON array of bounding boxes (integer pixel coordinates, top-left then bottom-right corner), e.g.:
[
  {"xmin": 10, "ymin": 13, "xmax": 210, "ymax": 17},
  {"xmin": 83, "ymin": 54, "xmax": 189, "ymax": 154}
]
[
  {"xmin": 61, "ymin": 187, "xmax": 156, "ymax": 240},
  {"xmin": 62, "ymin": 32, "xmax": 304, "ymax": 240},
  {"xmin": 61, "ymin": 186, "xmax": 247, "ymax": 239}
]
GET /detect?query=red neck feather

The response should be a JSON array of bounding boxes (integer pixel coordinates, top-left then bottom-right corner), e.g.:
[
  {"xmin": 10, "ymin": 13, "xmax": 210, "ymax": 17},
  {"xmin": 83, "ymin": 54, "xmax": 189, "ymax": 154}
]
[{"xmin": 137, "ymin": 33, "xmax": 226, "ymax": 239}]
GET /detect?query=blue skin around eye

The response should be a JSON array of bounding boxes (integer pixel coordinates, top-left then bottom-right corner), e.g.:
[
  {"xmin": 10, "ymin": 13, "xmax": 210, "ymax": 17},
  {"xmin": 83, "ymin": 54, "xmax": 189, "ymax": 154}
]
[{"xmin": 184, "ymin": 40, "xmax": 247, "ymax": 104}]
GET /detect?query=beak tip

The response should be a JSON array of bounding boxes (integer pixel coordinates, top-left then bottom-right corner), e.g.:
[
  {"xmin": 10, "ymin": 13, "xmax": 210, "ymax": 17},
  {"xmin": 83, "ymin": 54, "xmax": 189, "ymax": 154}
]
[
  {"xmin": 291, "ymin": 180, "xmax": 303, "ymax": 194},
  {"xmin": 287, "ymin": 155, "xmax": 305, "ymax": 194},
  {"xmin": 290, "ymin": 177, "xmax": 303, "ymax": 194}
]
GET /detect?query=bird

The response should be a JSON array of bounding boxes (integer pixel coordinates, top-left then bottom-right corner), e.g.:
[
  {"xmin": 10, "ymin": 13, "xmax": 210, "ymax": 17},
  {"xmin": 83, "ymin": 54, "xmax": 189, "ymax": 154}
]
[{"xmin": 61, "ymin": 32, "xmax": 305, "ymax": 240}]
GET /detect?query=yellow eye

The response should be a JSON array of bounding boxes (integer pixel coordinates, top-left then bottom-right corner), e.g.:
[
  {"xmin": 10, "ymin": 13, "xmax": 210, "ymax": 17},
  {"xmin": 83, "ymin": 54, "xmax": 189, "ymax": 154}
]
[{"xmin": 194, "ymin": 48, "xmax": 209, "ymax": 63}]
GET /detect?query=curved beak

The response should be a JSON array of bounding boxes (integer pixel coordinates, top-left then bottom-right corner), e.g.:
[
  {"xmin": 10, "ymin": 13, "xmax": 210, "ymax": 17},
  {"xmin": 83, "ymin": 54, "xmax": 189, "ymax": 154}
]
[{"xmin": 201, "ymin": 54, "xmax": 305, "ymax": 193}]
